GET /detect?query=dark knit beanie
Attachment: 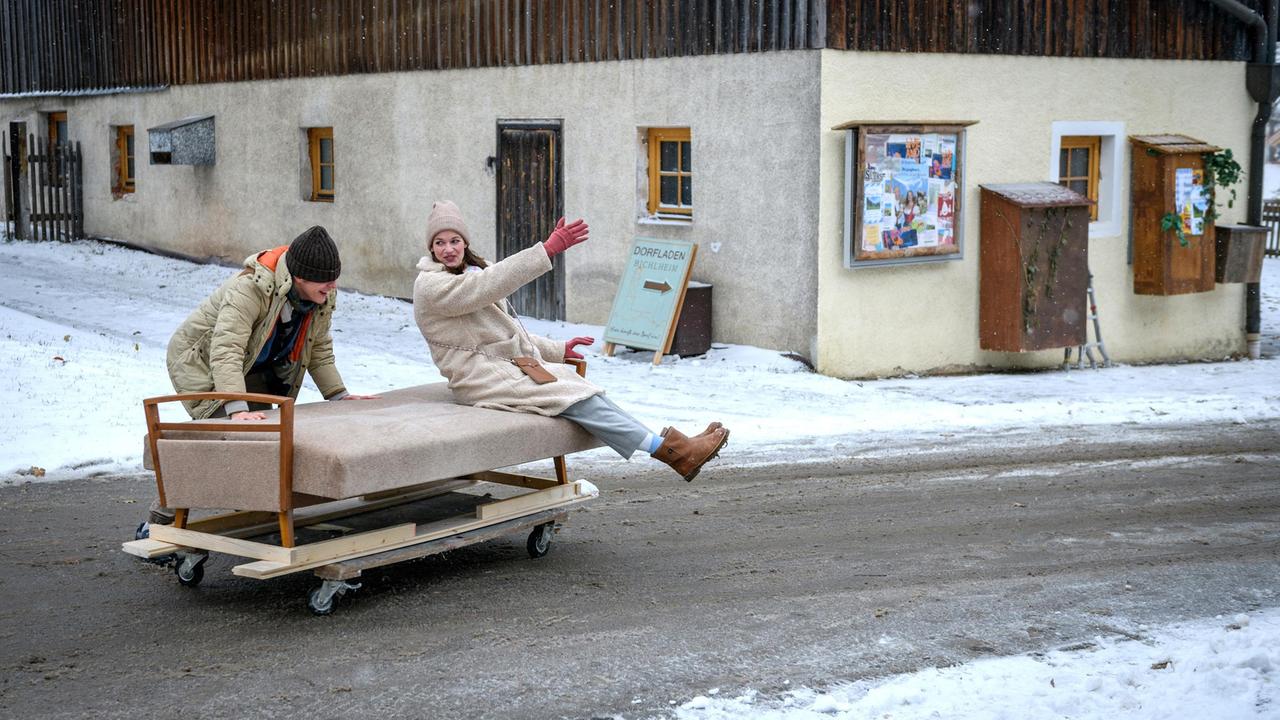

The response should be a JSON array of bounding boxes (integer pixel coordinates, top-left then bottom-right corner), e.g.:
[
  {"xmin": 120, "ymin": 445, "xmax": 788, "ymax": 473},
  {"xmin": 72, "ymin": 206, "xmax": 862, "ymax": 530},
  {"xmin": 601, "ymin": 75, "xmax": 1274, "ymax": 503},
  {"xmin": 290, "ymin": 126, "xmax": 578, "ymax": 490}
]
[{"xmin": 286, "ymin": 226, "xmax": 341, "ymax": 282}]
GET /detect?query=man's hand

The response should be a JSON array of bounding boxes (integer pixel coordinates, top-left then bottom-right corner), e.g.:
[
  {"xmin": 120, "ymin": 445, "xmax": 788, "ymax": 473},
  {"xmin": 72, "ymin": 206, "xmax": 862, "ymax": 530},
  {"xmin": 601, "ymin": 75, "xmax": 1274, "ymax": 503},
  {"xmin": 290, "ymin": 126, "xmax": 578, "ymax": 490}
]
[
  {"xmin": 564, "ymin": 336, "xmax": 595, "ymax": 360},
  {"xmin": 340, "ymin": 394, "xmax": 381, "ymax": 400},
  {"xmin": 230, "ymin": 411, "xmax": 268, "ymax": 421}
]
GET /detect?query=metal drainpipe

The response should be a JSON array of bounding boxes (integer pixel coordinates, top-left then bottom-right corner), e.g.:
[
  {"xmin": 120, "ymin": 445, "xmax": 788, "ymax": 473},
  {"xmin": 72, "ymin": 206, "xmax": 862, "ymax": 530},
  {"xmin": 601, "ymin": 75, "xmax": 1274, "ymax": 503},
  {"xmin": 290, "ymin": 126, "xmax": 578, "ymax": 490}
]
[{"xmin": 1203, "ymin": 0, "xmax": 1276, "ymax": 359}]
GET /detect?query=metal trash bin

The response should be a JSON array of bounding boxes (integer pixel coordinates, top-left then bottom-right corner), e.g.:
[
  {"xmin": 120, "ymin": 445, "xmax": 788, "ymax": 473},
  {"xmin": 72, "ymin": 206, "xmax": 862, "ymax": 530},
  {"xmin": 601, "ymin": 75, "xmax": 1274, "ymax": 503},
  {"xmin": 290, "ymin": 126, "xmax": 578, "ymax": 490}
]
[{"xmin": 669, "ymin": 281, "xmax": 712, "ymax": 357}]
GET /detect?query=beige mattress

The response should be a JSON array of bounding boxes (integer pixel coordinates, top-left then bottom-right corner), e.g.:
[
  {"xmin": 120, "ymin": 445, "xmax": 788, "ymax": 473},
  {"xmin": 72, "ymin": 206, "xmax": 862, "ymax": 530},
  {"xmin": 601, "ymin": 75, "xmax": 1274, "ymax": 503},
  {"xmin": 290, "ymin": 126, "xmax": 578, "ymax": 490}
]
[{"xmin": 145, "ymin": 383, "xmax": 602, "ymax": 512}]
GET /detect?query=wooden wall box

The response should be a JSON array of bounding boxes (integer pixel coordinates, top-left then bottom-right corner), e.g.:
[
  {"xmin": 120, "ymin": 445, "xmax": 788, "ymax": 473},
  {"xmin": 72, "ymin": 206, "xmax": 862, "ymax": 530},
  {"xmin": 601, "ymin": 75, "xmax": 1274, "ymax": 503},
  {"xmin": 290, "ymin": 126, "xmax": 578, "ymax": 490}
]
[
  {"xmin": 1130, "ymin": 134, "xmax": 1219, "ymax": 295},
  {"xmin": 979, "ymin": 183, "xmax": 1091, "ymax": 352},
  {"xmin": 1214, "ymin": 224, "xmax": 1267, "ymax": 283}
]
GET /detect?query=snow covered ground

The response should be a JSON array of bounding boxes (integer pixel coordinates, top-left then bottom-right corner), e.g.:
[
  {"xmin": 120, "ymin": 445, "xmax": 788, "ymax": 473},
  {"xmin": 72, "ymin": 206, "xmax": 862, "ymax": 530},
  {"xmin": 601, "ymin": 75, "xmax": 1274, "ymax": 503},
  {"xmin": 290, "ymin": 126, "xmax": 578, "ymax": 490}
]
[
  {"xmin": 670, "ymin": 610, "xmax": 1278, "ymax": 720},
  {"xmin": 2, "ymin": 236, "xmax": 1278, "ymax": 482},
  {"xmin": 1, "ymin": 235, "xmax": 1277, "ymax": 719}
]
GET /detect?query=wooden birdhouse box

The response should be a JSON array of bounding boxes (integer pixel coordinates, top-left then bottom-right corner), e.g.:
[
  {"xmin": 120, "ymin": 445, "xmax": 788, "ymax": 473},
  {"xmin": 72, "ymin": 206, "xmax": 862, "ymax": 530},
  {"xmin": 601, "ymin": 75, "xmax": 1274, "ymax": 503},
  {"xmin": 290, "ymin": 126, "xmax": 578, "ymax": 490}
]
[
  {"xmin": 1214, "ymin": 223, "xmax": 1267, "ymax": 283},
  {"xmin": 1129, "ymin": 134, "xmax": 1219, "ymax": 295},
  {"xmin": 979, "ymin": 183, "xmax": 1091, "ymax": 352}
]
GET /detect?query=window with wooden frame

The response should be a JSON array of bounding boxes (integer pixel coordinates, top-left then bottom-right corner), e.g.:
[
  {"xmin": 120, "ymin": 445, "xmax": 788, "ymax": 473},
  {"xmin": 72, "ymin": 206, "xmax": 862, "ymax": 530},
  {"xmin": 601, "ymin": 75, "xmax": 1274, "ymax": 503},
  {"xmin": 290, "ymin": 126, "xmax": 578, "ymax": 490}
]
[
  {"xmin": 45, "ymin": 111, "xmax": 69, "ymax": 186},
  {"xmin": 1057, "ymin": 135, "xmax": 1100, "ymax": 221},
  {"xmin": 48, "ymin": 111, "xmax": 67, "ymax": 145},
  {"xmin": 116, "ymin": 125, "xmax": 135, "ymax": 194},
  {"xmin": 647, "ymin": 128, "xmax": 692, "ymax": 219},
  {"xmin": 307, "ymin": 127, "xmax": 335, "ymax": 202}
]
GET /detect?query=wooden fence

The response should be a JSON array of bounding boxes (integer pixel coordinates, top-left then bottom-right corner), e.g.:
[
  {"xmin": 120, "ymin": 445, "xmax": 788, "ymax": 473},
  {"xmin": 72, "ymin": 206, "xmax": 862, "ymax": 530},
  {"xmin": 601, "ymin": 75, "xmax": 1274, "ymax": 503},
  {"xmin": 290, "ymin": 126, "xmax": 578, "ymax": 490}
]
[
  {"xmin": 0, "ymin": 0, "xmax": 1256, "ymax": 96},
  {"xmin": 21, "ymin": 137, "xmax": 85, "ymax": 242},
  {"xmin": 1263, "ymin": 199, "xmax": 1280, "ymax": 258}
]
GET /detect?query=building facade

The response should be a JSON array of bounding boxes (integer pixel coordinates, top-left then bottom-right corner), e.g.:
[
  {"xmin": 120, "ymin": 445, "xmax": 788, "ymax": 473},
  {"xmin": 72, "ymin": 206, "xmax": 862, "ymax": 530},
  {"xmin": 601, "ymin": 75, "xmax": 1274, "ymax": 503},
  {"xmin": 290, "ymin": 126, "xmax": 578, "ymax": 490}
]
[{"xmin": 0, "ymin": 0, "xmax": 1263, "ymax": 377}]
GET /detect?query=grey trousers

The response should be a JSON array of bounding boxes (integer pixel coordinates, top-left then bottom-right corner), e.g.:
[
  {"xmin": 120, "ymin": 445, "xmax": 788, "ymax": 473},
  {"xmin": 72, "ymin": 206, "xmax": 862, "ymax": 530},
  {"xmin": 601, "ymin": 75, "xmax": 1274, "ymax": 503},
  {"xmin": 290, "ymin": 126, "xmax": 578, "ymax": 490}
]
[{"xmin": 559, "ymin": 393, "xmax": 653, "ymax": 459}]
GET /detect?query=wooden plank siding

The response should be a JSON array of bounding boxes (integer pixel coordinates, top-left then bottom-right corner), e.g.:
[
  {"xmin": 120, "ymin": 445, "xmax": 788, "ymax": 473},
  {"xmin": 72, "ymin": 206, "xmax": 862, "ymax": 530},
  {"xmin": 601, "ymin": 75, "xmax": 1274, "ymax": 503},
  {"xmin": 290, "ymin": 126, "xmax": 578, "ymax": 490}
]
[
  {"xmin": 0, "ymin": 0, "xmax": 1256, "ymax": 96},
  {"xmin": 827, "ymin": 0, "xmax": 1257, "ymax": 60}
]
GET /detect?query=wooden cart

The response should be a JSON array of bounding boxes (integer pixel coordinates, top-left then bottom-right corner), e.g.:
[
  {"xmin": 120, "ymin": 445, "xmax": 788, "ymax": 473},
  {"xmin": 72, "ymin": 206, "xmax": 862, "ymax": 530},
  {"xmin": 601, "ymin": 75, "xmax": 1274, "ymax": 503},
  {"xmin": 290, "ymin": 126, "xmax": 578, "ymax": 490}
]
[{"xmin": 122, "ymin": 364, "xmax": 602, "ymax": 615}]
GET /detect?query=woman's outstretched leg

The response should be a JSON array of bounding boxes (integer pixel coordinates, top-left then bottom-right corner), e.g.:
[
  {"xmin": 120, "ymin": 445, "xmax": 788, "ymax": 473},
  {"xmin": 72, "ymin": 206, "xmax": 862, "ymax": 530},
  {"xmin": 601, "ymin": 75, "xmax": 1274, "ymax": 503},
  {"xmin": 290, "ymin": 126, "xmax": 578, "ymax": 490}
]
[{"xmin": 559, "ymin": 394, "xmax": 729, "ymax": 481}]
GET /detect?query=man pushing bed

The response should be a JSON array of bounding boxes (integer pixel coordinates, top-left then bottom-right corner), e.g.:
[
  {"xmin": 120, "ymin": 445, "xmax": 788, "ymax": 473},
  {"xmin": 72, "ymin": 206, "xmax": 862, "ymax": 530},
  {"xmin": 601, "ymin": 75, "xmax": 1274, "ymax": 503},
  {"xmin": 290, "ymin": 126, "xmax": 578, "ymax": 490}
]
[{"xmin": 135, "ymin": 226, "xmax": 377, "ymax": 540}]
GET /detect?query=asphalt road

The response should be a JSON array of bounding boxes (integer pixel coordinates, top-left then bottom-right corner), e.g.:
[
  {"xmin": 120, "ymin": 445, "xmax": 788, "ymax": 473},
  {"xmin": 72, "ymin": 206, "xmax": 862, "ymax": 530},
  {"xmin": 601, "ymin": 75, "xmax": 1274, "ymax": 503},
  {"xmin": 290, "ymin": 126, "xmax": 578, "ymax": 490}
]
[{"xmin": 1, "ymin": 421, "xmax": 1278, "ymax": 719}]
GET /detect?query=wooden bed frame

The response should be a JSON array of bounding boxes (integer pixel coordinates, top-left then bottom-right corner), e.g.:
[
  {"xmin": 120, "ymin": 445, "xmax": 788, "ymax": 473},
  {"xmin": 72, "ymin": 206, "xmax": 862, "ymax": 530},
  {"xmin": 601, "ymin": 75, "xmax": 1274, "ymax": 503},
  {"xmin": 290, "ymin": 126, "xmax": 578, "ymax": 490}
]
[{"xmin": 122, "ymin": 360, "xmax": 598, "ymax": 614}]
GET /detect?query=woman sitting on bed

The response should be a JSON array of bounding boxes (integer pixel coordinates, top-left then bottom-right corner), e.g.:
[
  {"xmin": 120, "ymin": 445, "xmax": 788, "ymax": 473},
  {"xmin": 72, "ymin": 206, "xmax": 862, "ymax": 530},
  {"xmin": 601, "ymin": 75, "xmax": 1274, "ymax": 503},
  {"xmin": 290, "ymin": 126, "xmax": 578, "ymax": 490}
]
[{"xmin": 412, "ymin": 201, "xmax": 729, "ymax": 482}]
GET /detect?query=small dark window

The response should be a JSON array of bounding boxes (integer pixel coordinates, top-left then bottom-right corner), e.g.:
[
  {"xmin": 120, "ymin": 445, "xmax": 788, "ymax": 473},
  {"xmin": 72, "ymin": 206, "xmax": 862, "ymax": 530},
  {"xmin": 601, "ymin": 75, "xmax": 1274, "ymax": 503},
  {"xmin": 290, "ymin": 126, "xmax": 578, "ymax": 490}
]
[
  {"xmin": 308, "ymin": 127, "xmax": 334, "ymax": 202},
  {"xmin": 116, "ymin": 125, "xmax": 135, "ymax": 194},
  {"xmin": 48, "ymin": 111, "xmax": 68, "ymax": 146}
]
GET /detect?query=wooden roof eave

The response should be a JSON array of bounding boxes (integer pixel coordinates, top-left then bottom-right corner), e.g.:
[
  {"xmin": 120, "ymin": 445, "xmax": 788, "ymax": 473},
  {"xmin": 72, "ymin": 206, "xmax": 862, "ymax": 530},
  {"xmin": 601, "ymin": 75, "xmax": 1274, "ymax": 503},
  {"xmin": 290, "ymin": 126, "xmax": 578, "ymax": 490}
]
[
  {"xmin": 831, "ymin": 120, "xmax": 980, "ymax": 132},
  {"xmin": 1129, "ymin": 134, "xmax": 1221, "ymax": 154},
  {"xmin": 980, "ymin": 182, "xmax": 1095, "ymax": 209}
]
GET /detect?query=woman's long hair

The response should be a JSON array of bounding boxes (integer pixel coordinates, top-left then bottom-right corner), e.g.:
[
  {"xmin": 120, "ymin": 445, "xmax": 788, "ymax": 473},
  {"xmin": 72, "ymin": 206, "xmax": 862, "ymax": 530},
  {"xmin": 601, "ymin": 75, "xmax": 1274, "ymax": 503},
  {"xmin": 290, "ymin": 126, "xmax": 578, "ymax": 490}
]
[
  {"xmin": 456, "ymin": 247, "xmax": 489, "ymax": 274},
  {"xmin": 433, "ymin": 242, "xmax": 490, "ymax": 275}
]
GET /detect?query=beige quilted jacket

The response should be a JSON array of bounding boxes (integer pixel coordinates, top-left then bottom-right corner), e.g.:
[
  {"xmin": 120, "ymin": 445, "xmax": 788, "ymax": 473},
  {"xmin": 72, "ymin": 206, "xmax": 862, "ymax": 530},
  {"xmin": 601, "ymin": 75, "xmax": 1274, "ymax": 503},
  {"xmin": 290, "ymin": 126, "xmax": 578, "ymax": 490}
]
[{"xmin": 166, "ymin": 247, "xmax": 345, "ymax": 419}]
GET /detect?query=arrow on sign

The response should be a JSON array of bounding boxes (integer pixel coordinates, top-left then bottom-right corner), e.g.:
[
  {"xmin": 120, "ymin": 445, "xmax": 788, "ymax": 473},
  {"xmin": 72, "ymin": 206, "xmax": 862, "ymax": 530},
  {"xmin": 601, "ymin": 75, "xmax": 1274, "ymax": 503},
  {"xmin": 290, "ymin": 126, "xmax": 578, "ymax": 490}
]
[{"xmin": 643, "ymin": 280, "xmax": 672, "ymax": 293}]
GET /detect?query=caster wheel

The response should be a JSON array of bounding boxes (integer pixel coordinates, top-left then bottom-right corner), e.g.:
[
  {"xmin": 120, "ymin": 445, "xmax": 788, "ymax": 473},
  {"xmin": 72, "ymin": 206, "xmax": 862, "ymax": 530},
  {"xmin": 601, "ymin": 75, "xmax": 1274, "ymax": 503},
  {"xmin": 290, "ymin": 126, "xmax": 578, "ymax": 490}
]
[
  {"xmin": 308, "ymin": 588, "xmax": 335, "ymax": 616},
  {"xmin": 527, "ymin": 523, "xmax": 553, "ymax": 559},
  {"xmin": 175, "ymin": 558, "xmax": 205, "ymax": 587}
]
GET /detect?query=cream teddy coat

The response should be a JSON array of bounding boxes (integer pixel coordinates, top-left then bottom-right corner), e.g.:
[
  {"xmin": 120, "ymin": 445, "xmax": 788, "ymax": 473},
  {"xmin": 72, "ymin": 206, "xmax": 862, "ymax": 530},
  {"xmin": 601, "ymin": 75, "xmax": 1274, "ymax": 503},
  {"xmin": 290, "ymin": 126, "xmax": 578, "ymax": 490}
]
[{"xmin": 413, "ymin": 243, "xmax": 603, "ymax": 416}]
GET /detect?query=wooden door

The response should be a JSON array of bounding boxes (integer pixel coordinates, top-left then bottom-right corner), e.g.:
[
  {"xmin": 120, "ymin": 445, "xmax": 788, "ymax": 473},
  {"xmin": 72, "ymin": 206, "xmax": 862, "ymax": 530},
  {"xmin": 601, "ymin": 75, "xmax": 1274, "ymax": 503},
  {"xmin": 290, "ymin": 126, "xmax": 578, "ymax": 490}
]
[{"xmin": 496, "ymin": 121, "xmax": 564, "ymax": 320}]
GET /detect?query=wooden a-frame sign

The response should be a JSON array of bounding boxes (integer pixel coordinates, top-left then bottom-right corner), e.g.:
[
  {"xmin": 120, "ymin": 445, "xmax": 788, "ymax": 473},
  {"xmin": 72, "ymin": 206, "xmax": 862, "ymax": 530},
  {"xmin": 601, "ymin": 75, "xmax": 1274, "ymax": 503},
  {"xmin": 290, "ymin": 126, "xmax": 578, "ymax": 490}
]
[{"xmin": 602, "ymin": 237, "xmax": 699, "ymax": 366}]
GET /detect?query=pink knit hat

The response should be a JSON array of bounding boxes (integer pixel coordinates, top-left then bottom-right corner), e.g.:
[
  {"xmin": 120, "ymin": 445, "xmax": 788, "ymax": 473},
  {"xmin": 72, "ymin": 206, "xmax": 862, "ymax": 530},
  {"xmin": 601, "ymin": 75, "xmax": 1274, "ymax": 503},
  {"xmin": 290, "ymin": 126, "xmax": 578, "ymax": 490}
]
[{"xmin": 426, "ymin": 200, "xmax": 471, "ymax": 247}]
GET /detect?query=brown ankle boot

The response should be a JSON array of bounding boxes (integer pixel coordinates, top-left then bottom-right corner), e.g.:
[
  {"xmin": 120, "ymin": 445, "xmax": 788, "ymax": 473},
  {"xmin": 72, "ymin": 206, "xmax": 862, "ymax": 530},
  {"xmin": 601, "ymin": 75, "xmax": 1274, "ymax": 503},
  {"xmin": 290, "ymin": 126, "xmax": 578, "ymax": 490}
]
[
  {"xmin": 661, "ymin": 422, "xmax": 723, "ymax": 438},
  {"xmin": 652, "ymin": 426, "xmax": 730, "ymax": 482}
]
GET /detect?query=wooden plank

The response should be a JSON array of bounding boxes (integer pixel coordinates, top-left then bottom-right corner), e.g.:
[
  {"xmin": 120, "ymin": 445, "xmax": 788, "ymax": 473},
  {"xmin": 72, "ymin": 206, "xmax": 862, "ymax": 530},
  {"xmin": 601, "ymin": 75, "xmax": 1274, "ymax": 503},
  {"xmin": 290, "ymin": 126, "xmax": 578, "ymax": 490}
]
[
  {"xmin": 154, "ymin": 421, "xmax": 283, "ymax": 432},
  {"xmin": 64, "ymin": 142, "xmax": 72, "ymax": 236},
  {"xmin": 234, "ymin": 489, "xmax": 594, "ymax": 579},
  {"xmin": 121, "ymin": 479, "xmax": 475, "ymax": 556},
  {"xmin": 463, "ymin": 470, "xmax": 559, "ymax": 489},
  {"xmin": 475, "ymin": 481, "xmax": 580, "ymax": 520},
  {"xmin": 73, "ymin": 141, "xmax": 82, "ymax": 237},
  {"xmin": 29, "ymin": 135, "xmax": 39, "ymax": 240},
  {"xmin": 34, "ymin": 137, "xmax": 46, "ymax": 240},
  {"xmin": 183, "ymin": 509, "xmax": 278, "ymax": 534},
  {"xmin": 54, "ymin": 142, "xmax": 65, "ymax": 239},
  {"xmin": 314, "ymin": 509, "xmax": 568, "ymax": 580},
  {"xmin": 121, "ymin": 537, "xmax": 181, "ymax": 559},
  {"xmin": 357, "ymin": 477, "xmax": 475, "ymax": 502},
  {"xmin": 148, "ymin": 524, "xmax": 293, "ymax": 563},
  {"xmin": 287, "ymin": 523, "xmax": 417, "ymax": 564}
]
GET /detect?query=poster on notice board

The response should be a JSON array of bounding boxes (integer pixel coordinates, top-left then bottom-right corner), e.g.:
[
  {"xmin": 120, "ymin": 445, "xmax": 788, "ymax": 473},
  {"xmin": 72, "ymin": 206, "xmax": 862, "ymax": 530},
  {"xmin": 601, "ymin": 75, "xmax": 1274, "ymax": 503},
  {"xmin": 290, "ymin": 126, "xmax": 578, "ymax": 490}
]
[{"xmin": 839, "ymin": 122, "xmax": 972, "ymax": 268}]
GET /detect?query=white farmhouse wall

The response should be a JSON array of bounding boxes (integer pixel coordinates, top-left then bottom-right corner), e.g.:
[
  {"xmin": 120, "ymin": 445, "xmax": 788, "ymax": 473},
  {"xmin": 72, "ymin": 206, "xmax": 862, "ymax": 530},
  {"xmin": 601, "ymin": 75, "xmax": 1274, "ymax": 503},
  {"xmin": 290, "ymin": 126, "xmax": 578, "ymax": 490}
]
[
  {"xmin": 1, "ymin": 50, "xmax": 820, "ymax": 354},
  {"xmin": 817, "ymin": 51, "xmax": 1253, "ymax": 378}
]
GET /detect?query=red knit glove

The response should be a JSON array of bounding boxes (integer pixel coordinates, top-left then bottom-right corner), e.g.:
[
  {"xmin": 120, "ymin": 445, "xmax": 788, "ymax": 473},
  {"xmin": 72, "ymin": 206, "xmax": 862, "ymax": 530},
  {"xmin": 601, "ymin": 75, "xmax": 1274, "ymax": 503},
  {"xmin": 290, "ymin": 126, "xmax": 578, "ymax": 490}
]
[
  {"xmin": 564, "ymin": 336, "xmax": 595, "ymax": 360},
  {"xmin": 543, "ymin": 217, "xmax": 589, "ymax": 257}
]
